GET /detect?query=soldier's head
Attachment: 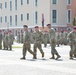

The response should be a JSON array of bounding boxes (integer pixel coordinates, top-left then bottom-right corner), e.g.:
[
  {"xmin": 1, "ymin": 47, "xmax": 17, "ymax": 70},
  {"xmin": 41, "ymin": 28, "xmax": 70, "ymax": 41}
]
[
  {"xmin": 35, "ymin": 26, "xmax": 39, "ymax": 31},
  {"xmin": 47, "ymin": 24, "xmax": 51, "ymax": 29},
  {"xmin": 23, "ymin": 25, "xmax": 28, "ymax": 31},
  {"xmin": 73, "ymin": 26, "xmax": 76, "ymax": 32}
]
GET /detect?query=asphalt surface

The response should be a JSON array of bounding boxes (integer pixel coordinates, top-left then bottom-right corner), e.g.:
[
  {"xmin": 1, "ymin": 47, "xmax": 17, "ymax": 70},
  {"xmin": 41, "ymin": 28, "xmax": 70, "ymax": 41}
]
[{"xmin": 0, "ymin": 44, "xmax": 76, "ymax": 75}]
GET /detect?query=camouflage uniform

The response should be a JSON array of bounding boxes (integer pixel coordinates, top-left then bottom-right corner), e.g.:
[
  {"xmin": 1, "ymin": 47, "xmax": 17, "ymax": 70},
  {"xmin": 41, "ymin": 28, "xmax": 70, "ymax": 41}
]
[
  {"xmin": 17, "ymin": 32, "xmax": 20, "ymax": 43},
  {"xmin": 43, "ymin": 31, "xmax": 48, "ymax": 47},
  {"xmin": 21, "ymin": 30, "xmax": 35, "ymax": 59},
  {"xmin": 8, "ymin": 31, "xmax": 13, "ymax": 50},
  {"xmin": 5, "ymin": 32, "xmax": 9, "ymax": 50},
  {"xmin": 55, "ymin": 32, "xmax": 60, "ymax": 47},
  {"xmin": 67, "ymin": 30, "xmax": 76, "ymax": 59},
  {"xmin": 2, "ymin": 31, "xmax": 6, "ymax": 50},
  {"xmin": 33, "ymin": 30, "xmax": 44, "ymax": 59},
  {"xmin": 49, "ymin": 28, "xmax": 61, "ymax": 60},
  {"xmin": 20, "ymin": 32, "xmax": 23, "ymax": 43},
  {"xmin": 0, "ymin": 31, "xmax": 2, "ymax": 49}
]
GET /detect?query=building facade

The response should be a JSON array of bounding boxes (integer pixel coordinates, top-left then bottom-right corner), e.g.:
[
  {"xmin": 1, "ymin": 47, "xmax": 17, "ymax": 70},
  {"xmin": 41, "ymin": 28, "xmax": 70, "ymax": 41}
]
[{"xmin": 0, "ymin": 0, "xmax": 76, "ymax": 36}]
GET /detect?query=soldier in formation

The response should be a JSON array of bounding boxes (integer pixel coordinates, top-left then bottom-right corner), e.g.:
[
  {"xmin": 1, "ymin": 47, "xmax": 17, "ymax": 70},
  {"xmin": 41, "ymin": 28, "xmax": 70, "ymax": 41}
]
[
  {"xmin": 20, "ymin": 25, "xmax": 35, "ymax": 60},
  {"xmin": 33, "ymin": 26, "xmax": 44, "ymax": 59},
  {"xmin": 43, "ymin": 31, "xmax": 48, "ymax": 47},
  {"xmin": 47, "ymin": 24, "xmax": 61, "ymax": 60},
  {"xmin": 0, "ymin": 30, "xmax": 2, "ymax": 49},
  {"xmin": 67, "ymin": 26, "xmax": 76, "ymax": 59}
]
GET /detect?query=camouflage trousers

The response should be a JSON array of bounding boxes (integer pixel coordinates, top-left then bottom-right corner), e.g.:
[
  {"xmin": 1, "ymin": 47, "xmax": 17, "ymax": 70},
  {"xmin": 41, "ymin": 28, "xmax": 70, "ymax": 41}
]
[
  {"xmin": 0, "ymin": 41, "xmax": 2, "ymax": 49},
  {"xmin": 33, "ymin": 42, "xmax": 44, "ymax": 58},
  {"xmin": 51, "ymin": 41, "xmax": 59, "ymax": 56},
  {"xmin": 69, "ymin": 44, "xmax": 76, "ymax": 58},
  {"xmin": 22, "ymin": 43, "xmax": 34, "ymax": 58}
]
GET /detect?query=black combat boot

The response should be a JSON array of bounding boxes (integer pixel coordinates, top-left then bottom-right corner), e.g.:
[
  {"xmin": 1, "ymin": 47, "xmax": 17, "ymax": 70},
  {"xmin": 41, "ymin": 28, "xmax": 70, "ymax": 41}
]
[
  {"xmin": 20, "ymin": 56, "xmax": 26, "ymax": 60},
  {"xmin": 55, "ymin": 53, "xmax": 61, "ymax": 60},
  {"xmin": 49, "ymin": 54, "xmax": 55, "ymax": 59},
  {"xmin": 42, "ymin": 52, "xmax": 44, "ymax": 58},
  {"xmin": 33, "ymin": 54, "xmax": 37, "ymax": 59}
]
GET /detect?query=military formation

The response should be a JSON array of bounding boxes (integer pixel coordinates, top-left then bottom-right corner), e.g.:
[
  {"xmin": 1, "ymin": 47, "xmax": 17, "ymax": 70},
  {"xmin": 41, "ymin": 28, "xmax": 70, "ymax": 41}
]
[
  {"xmin": 20, "ymin": 24, "xmax": 76, "ymax": 60},
  {"xmin": 0, "ymin": 24, "xmax": 76, "ymax": 60},
  {"xmin": 0, "ymin": 30, "xmax": 14, "ymax": 50}
]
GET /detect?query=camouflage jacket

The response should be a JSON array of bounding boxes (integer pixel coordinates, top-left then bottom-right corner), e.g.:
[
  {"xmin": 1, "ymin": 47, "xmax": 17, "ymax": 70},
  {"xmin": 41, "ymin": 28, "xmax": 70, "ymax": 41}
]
[{"xmin": 33, "ymin": 31, "xmax": 43, "ymax": 43}]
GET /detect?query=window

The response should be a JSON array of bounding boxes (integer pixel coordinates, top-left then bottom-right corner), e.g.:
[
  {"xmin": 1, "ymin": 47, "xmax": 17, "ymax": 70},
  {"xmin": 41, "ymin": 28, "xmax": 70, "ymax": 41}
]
[
  {"xmin": 27, "ymin": 13, "xmax": 29, "ymax": 20},
  {"xmin": 27, "ymin": 0, "xmax": 29, "ymax": 4},
  {"xmin": 21, "ymin": 0, "xmax": 23, "ymax": 5},
  {"xmin": 67, "ymin": 10, "xmax": 71, "ymax": 23},
  {"xmin": 52, "ymin": 0, "xmax": 57, "ymax": 4},
  {"xmin": 15, "ymin": 0, "xmax": 17, "ymax": 10},
  {"xmin": 35, "ymin": 11, "xmax": 38, "ymax": 24},
  {"xmin": 15, "ymin": 15, "xmax": 17, "ymax": 25},
  {"xmin": 67, "ymin": 0, "xmax": 71, "ymax": 5},
  {"xmin": 10, "ymin": 16, "xmax": 12, "ymax": 26},
  {"xmin": 52, "ymin": 10, "xmax": 57, "ymax": 23},
  {"xmin": 5, "ymin": 16, "xmax": 7, "ymax": 22},
  {"xmin": 35, "ymin": 0, "xmax": 38, "ymax": 6},
  {"xmin": 21, "ymin": 14, "xmax": 23, "ymax": 21},
  {"xmin": 0, "ymin": 17, "xmax": 2, "ymax": 23},
  {"xmin": 5, "ymin": 2, "xmax": 7, "ymax": 8},
  {"xmin": 0, "ymin": 3, "xmax": 2, "ymax": 9},
  {"xmin": 10, "ymin": 1, "xmax": 12, "ymax": 11}
]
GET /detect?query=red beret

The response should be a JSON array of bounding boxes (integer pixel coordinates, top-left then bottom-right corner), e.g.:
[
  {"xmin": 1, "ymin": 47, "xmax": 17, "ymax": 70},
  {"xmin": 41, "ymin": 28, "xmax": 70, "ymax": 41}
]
[
  {"xmin": 74, "ymin": 26, "xmax": 76, "ymax": 29},
  {"xmin": 35, "ymin": 26, "xmax": 39, "ymax": 28},
  {"xmin": 23, "ymin": 25, "xmax": 28, "ymax": 27},
  {"xmin": 47, "ymin": 24, "xmax": 51, "ymax": 26}
]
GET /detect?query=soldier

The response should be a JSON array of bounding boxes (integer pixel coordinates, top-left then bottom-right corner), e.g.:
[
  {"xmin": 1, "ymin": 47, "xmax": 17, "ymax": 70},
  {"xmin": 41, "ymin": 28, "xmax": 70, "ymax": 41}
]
[
  {"xmin": 2, "ymin": 30, "xmax": 6, "ymax": 50},
  {"xmin": 56, "ymin": 32, "xmax": 60, "ymax": 47},
  {"xmin": 43, "ymin": 31, "xmax": 48, "ymax": 47},
  {"xmin": 20, "ymin": 25, "xmax": 35, "ymax": 60},
  {"xmin": 20, "ymin": 30, "xmax": 23, "ymax": 43},
  {"xmin": 8, "ymin": 30, "xmax": 13, "ymax": 50},
  {"xmin": 67, "ymin": 26, "xmax": 76, "ymax": 59},
  {"xmin": 4, "ymin": 31, "xmax": 9, "ymax": 50},
  {"xmin": 47, "ymin": 24, "xmax": 61, "ymax": 60},
  {"xmin": 0, "ymin": 30, "xmax": 2, "ymax": 49},
  {"xmin": 33, "ymin": 26, "xmax": 44, "ymax": 59},
  {"xmin": 17, "ymin": 32, "xmax": 20, "ymax": 43}
]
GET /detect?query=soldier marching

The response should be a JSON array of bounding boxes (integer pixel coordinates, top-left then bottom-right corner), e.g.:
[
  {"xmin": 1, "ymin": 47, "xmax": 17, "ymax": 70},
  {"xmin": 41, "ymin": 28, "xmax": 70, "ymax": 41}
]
[{"xmin": 0, "ymin": 24, "xmax": 76, "ymax": 60}]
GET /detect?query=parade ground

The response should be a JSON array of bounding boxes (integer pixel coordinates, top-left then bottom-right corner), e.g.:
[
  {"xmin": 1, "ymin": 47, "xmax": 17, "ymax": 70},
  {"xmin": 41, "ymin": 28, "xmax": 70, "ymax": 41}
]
[{"xmin": 0, "ymin": 44, "xmax": 76, "ymax": 75}]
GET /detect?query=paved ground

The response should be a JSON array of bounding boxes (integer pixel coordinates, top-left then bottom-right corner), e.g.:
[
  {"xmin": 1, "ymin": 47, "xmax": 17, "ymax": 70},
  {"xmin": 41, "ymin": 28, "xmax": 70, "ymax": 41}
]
[{"xmin": 0, "ymin": 44, "xmax": 76, "ymax": 75}]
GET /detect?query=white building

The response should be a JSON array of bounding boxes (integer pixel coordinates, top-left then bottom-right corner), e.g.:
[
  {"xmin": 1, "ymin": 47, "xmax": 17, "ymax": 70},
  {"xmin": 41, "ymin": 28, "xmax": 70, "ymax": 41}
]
[{"xmin": 0, "ymin": 0, "xmax": 71, "ymax": 36}]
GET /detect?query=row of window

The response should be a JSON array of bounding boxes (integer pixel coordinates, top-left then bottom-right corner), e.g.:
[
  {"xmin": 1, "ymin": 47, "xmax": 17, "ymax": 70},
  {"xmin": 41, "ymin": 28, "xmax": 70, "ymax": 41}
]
[
  {"xmin": 0, "ymin": 0, "xmax": 71, "ymax": 10},
  {"xmin": 0, "ymin": 10, "xmax": 71, "ymax": 26},
  {"xmin": 0, "ymin": 0, "xmax": 38, "ymax": 10},
  {"xmin": 0, "ymin": 12, "xmax": 38, "ymax": 25}
]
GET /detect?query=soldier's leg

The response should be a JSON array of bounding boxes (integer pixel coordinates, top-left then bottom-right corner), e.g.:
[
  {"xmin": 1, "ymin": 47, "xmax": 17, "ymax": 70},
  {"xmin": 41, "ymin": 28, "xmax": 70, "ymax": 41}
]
[
  {"xmin": 69, "ymin": 45, "xmax": 74, "ymax": 59},
  {"xmin": 73, "ymin": 45, "xmax": 76, "ymax": 58},
  {"xmin": 0, "ymin": 42, "xmax": 2, "ymax": 49},
  {"xmin": 27, "ymin": 44, "xmax": 35, "ymax": 55},
  {"xmin": 33, "ymin": 44, "xmax": 37, "ymax": 59},
  {"xmin": 38, "ymin": 43, "xmax": 44, "ymax": 58},
  {"xmin": 50, "ymin": 44, "xmax": 55, "ymax": 59},
  {"xmin": 51, "ymin": 43, "xmax": 61, "ymax": 60},
  {"xmin": 20, "ymin": 44, "xmax": 27, "ymax": 59}
]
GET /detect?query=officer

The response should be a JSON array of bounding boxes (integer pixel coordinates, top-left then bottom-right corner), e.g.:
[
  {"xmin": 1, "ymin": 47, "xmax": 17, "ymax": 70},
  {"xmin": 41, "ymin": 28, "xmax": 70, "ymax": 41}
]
[
  {"xmin": 47, "ymin": 24, "xmax": 61, "ymax": 60},
  {"xmin": 20, "ymin": 25, "xmax": 35, "ymax": 60},
  {"xmin": 67, "ymin": 26, "xmax": 76, "ymax": 59},
  {"xmin": 33, "ymin": 26, "xmax": 44, "ymax": 59},
  {"xmin": 0, "ymin": 30, "xmax": 2, "ymax": 49}
]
